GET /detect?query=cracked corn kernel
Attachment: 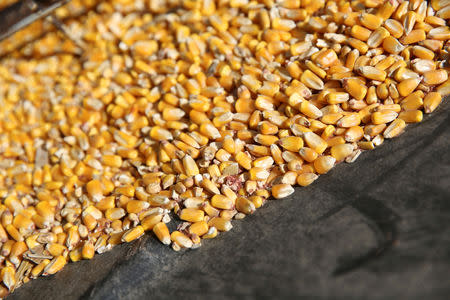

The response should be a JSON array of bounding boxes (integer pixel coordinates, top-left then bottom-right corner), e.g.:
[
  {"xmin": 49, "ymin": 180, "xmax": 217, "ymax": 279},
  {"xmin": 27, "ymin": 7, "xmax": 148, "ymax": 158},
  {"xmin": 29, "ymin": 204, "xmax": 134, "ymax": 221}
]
[{"xmin": 0, "ymin": 0, "xmax": 447, "ymax": 295}]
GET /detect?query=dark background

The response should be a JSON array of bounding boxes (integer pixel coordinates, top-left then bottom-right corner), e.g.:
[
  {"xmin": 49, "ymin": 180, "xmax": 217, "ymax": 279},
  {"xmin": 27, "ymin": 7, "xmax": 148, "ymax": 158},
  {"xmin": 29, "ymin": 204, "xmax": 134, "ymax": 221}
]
[{"xmin": 10, "ymin": 99, "xmax": 450, "ymax": 300}]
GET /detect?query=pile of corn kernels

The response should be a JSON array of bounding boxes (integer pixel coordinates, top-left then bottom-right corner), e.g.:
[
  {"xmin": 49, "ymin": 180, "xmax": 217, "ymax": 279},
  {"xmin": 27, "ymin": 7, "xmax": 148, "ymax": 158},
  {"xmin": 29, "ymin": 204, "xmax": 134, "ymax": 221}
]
[{"xmin": 0, "ymin": 0, "xmax": 448, "ymax": 296}]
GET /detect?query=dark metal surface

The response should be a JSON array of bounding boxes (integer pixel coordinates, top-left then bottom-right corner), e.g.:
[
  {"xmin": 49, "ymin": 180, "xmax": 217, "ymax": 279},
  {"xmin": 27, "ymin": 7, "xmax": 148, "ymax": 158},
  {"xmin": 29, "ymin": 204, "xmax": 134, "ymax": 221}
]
[
  {"xmin": 9, "ymin": 98, "xmax": 450, "ymax": 299},
  {"xmin": 0, "ymin": 0, "xmax": 69, "ymax": 41}
]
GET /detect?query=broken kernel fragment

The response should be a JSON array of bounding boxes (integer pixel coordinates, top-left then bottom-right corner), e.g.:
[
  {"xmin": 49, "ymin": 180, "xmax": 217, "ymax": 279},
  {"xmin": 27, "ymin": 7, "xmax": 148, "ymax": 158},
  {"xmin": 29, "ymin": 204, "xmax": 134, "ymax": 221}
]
[{"xmin": 0, "ymin": 0, "xmax": 448, "ymax": 295}]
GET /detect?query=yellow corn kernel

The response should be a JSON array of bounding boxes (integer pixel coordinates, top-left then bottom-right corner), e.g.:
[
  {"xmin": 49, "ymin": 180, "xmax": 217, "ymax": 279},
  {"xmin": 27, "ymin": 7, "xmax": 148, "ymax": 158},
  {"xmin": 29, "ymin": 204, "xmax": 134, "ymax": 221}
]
[
  {"xmin": 351, "ymin": 25, "xmax": 372, "ymax": 41},
  {"xmin": 189, "ymin": 221, "xmax": 209, "ymax": 236},
  {"xmin": 171, "ymin": 231, "xmax": 193, "ymax": 248},
  {"xmin": 360, "ymin": 13, "xmax": 383, "ymax": 30},
  {"xmin": 179, "ymin": 208, "xmax": 205, "ymax": 223},
  {"xmin": 301, "ymin": 70, "xmax": 324, "ymax": 90},
  {"xmin": 345, "ymin": 126, "xmax": 365, "ymax": 142},
  {"xmin": 423, "ymin": 70, "xmax": 448, "ymax": 86},
  {"xmin": 302, "ymin": 132, "xmax": 328, "ymax": 154},
  {"xmin": 330, "ymin": 144, "xmax": 354, "ymax": 161},
  {"xmin": 6, "ymin": 224, "xmax": 23, "ymax": 242},
  {"xmin": 423, "ymin": 92, "xmax": 442, "ymax": 113},
  {"xmin": 398, "ymin": 110, "xmax": 423, "ymax": 123},
  {"xmin": 141, "ymin": 214, "xmax": 163, "ymax": 231},
  {"xmin": 314, "ymin": 156, "xmax": 336, "ymax": 174},
  {"xmin": 235, "ymin": 197, "xmax": 256, "ymax": 214},
  {"xmin": 207, "ymin": 217, "xmax": 232, "ymax": 231},
  {"xmin": 300, "ymin": 100, "xmax": 323, "ymax": 119},
  {"xmin": 86, "ymin": 179, "xmax": 103, "ymax": 202},
  {"xmin": 382, "ymin": 36, "xmax": 404, "ymax": 54},
  {"xmin": 43, "ymin": 256, "xmax": 67, "ymax": 275},
  {"xmin": 371, "ymin": 110, "xmax": 399, "ymax": 124},
  {"xmin": 211, "ymin": 194, "xmax": 234, "ymax": 210},
  {"xmin": 1, "ymin": 266, "xmax": 15, "ymax": 291},
  {"xmin": 202, "ymin": 226, "xmax": 218, "ymax": 239},
  {"xmin": 122, "ymin": 226, "xmax": 145, "ymax": 243},
  {"xmin": 235, "ymin": 151, "xmax": 252, "ymax": 170},
  {"xmin": 102, "ymin": 155, "xmax": 122, "ymax": 168},
  {"xmin": 397, "ymin": 78, "xmax": 421, "ymax": 97},
  {"xmin": 279, "ymin": 136, "xmax": 304, "ymax": 152},
  {"xmin": 383, "ymin": 119, "xmax": 406, "ymax": 139},
  {"xmin": 343, "ymin": 78, "xmax": 367, "ymax": 100},
  {"xmin": 153, "ymin": 222, "xmax": 171, "ymax": 245},
  {"xmin": 271, "ymin": 184, "xmax": 295, "ymax": 199}
]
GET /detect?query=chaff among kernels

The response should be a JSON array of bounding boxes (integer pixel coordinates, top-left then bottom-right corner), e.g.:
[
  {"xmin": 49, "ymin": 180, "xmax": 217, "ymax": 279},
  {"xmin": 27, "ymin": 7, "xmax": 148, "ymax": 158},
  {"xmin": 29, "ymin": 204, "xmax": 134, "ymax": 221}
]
[{"xmin": 0, "ymin": 0, "xmax": 448, "ymax": 296}]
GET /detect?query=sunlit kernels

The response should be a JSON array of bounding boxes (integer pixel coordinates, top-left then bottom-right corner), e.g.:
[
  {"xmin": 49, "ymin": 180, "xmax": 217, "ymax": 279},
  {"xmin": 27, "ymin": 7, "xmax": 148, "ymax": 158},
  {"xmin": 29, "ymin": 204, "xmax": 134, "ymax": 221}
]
[
  {"xmin": 189, "ymin": 221, "xmax": 209, "ymax": 237},
  {"xmin": 382, "ymin": 36, "xmax": 404, "ymax": 54},
  {"xmin": 122, "ymin": 226, "xmax": 144, "ymax": 243},
  {"xmin": 423, "ymin": 92, "xmax": 443, "ymax": 113},
  {"xmin": 179, "ymin": 208, "xmax": 205, "ymax": 222},
  {"xmin": 343, "ymin": 78, "xmax": 367, "ymax": 100},
  {"xmin": 153, "ymin": 222, "xmax": 171, "ymax": 245},
  {"xmin": 330, "ymin": 144, "xmax": 354, "ymax": 161},
  {"xmin": 345, "ymin": 126, "xmax": 365, "ymax": 142},
  {"xmin": 301, "ymin": 70, "xmax": 324, "ymax": 90},
  {"xmin": 86, "ymin": 179, "xmax": 103, "ymax": 202},
  {"xmin": 428, "ymin": 26, "xmax": 450, "ymax": 40},
  {"xmin": 302, "ymin": 132, "xmax": 327, "ymax": 154},
  {"xmin": 271, "ymin": 184, "xmax": 295, "ymax": 199},
  {"xmin": 81, "ymin": 242, "xmax": 95, "ymax": 259},
  {"xmin": 371, "ymin": 110, "xmax": 398, "ymax": 124},
  {"xmin": 296, "ymin": 173, "xmax": 319, "ymax": 187},
  {"xmin": 337, "ymin": 113, "xmax": 361, "ymax": 128},
  {"xmin": 358, "ymin": 66, "xmax": 386, "ymax": 81},
  {"xmin": 102, "ymin": 155, "xmax": 122, "ymax": 168},
  {"xmin": 313, "ymin": 156, "xmax": 336, "ymax": 174},
  {"xmin": 207, "ymin": 217, "xmax": 232, "ymax": 232},
  {"xmin": 398, "ymin": 110, "xmax": 423, "ymax": 123},
  {"xmin": 299, "ymin": 147, "xmax": 318, "ymax": 163},
  {"xmin": 43, "ymin": 256, "xmax": 67, "ymax": 275},
  {"xmin": 6, "ymin": 224, "xmax": 23, "ymax": 242},
  {"xmin": 126, "ymin": 200, "xmax": 150, "ymax": 214},
  {"xmin": 423, "ymin": 70, "xmax": 448, "ymax": 86},
  {"xmin": 367, "ymin": 27, "xmax": 390, "ymax": 48},
  {"xmin": 181, "ymin": 154, "xmax": 199, "ymax": 177},
  {"xmin": 171, "ymin": 231, "xmax": 193, "ymax": 248},
  {"xmin": 105, "ymin": 208, "xmax": 126, "ymax": 220},
  {"xmin": 360, "ymin": 13, "xmax": 383, "ymax": 30},
  {"xmin": 383, "ymin": 119, "xmax": 407, "ymax": 139},
  {"xmin": 235, "ymin": 151, "xmax": 252, "ymax": 170},
  {"xmin": 1, "ymin": 266, "xmax": 15, "ymax": 291},
  {"xmin": 279, "ymin": 136, "xmax": 304, "ymax": 152},
  {"xmin": 0, "ymin": 0, "xmax": 447, "ymax": 290}
]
